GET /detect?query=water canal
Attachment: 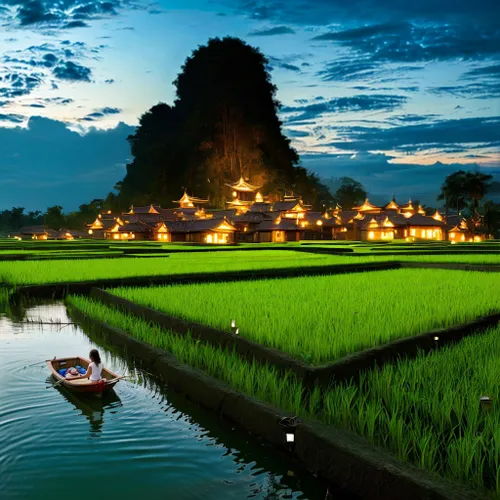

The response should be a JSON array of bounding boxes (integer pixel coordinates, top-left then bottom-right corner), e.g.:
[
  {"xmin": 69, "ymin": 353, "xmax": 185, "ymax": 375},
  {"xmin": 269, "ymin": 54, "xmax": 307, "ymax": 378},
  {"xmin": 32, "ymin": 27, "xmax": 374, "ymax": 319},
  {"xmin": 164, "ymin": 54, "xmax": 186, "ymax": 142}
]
[{"xmin": 0, "ymin": 300, "xmax": 354, "ymax": 499}]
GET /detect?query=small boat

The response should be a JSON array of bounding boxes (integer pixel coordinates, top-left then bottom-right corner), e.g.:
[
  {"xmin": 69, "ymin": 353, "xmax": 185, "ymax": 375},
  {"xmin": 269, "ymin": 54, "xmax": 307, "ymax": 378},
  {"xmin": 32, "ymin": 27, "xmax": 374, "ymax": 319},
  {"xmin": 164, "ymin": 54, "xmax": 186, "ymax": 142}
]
[{"xmin": 47, "ymin": 356, "xmax": 121, "ymax": 394}]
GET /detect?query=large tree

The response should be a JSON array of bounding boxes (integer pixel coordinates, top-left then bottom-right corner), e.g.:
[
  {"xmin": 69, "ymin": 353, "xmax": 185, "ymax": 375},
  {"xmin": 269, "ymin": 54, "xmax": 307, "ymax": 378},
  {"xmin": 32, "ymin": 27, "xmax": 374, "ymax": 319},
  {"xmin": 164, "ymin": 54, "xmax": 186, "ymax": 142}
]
[
  {"xmin": 118, "ymin": 37, "xmax": 325, "ymax": 208},
  {"xmin": 328, "ymin": 177, "xmax": 367, "ymax": 209},
  {"xmin": 438, "ymin": 170, "xmax": 493, "ymax": 212}
]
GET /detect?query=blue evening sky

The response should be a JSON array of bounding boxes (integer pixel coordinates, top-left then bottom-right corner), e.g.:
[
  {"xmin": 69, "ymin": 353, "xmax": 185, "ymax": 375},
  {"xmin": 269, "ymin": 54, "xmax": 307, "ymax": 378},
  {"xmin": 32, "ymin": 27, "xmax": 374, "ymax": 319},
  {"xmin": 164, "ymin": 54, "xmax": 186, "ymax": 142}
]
[{"xmin": 0, "ymin": 0, "xmax": 499, "ymax": 210}]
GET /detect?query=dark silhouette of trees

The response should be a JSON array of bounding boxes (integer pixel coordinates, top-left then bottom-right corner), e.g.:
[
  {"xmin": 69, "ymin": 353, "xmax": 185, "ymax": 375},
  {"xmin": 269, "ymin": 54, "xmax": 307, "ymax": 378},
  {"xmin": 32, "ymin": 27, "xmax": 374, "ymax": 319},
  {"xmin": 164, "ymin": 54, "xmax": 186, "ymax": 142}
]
[
  {"xmin": 117, "ymin": 37, "xmax": 328, "ymax": 208},
  {"xmin": 329, "ymin": 177, "xmax": 367, "ymax": 209},
  {"xmin": 438, "ymin": 170, "xmax": 493, "ymax": 213},
  {"xmin": 44, "ymin": 206, "xmax": 65, "ymax": 229},
  {"xmin": 0, "ymin": 207, "xmax": 43, "ymax": 233}
]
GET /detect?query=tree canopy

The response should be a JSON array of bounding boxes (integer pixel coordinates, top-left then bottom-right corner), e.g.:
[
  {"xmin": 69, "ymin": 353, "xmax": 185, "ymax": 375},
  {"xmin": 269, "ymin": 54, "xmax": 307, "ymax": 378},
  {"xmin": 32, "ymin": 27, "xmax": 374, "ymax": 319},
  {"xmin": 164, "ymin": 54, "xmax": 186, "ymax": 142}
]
[
  {"xmin": 325, "ymin": 177, "xmax": 367, "ymax": 209},
  {"xmin": 115, "ymin": 37, "xmax": 331, "ymax": 208},
  {"xmin": 437, "ymin": 170, "xmax": 493, "ymax": 212}
]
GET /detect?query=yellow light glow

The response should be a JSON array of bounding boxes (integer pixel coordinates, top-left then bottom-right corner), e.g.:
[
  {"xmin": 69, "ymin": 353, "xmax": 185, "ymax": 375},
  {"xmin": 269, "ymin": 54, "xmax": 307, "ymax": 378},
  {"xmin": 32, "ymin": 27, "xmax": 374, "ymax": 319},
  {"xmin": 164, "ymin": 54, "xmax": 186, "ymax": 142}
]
[
  {"xmin": 450, "ymin": 232, "xmax": 455, "ymax": 239},
  {"xmin": 341, "ymin": 227, "xmax": 347, "ymax": 232},
  {"xmin": 382, "ymin": 217, "xmax": 394, "ymax": 228},
  {"xmin": 243, "ymin": 227, "xmax": 248, "ymax": 232},
  {"xmin": 232, "ymin": 191, "xmax": 237, "ymax": 197},
  {"xmin": 461, "ymin": 234, "xmax": 465, "ymax": 241},
  {"xmin": 255, "ymin": 191, "xmax": 263, "ymax": 203},
  {"xmin": 451, "ymin": 240, "xmax": 456, "ymax": 244},
  {"xmin": 432, "ymin": 210, "xmax": 443, "ymax": 221},
  {"xmin": 88, "ymin": 229, "xmax": 93, "ymax": 235},
  {"xmin": 113, "ymin": 234, "xmax": 119, "ymax": 239},
  {"xmin": 474, "ymin": 236, "xmax": 482, "ymax": 242},
  {"xmin": 410, "ymin": 229, "xmax": 416, "ymax": 236},
  {"xmin": 206, "ymin": 234, "xmax": 213, "ymax": 243},
  {"xmin": 368, "ymin": 231, "xmax": 375, "ymax": 239},
  {"xmin": 316, "ymin": 220, "xmax": 323, "ymax": 226}
]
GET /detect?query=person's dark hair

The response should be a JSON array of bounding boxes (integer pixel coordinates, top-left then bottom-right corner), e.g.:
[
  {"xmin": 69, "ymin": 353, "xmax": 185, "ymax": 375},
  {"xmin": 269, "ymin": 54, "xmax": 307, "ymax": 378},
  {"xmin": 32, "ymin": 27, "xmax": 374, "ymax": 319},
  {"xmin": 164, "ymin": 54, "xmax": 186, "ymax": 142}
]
[{"xmin": 89, "ymin": 349, "xmax": 101, "ymax": 365}]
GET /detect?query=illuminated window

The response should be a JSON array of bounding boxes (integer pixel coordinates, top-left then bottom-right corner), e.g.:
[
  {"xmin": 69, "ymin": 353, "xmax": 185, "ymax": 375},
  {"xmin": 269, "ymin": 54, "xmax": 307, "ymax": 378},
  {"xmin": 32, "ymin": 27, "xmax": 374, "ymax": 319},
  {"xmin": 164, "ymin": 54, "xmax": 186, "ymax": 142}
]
[
  {"xmin": 368, "ymin": 231, "xmax": 375, "ymax": 239},
  {"xmin": 450, "ymin": 232, "xmax": 455, "ymax": 239},
  {"xmin": 113, "ymin": 234, "xmax": 119, "ymax": 239},
  {"xmin": 206, "ymin": 234, "xmax": 213, "ymax": 243},
  {"xmin": 410, "ymin": 229, "xmax": 415, "ymax": 236},
  {"xmin": 421, "ymin": 229, "xmax": 425, "ymax": 238},
  {"xmin": 427, "ymin": 230, "xmax": 432, "ymax": 238}
]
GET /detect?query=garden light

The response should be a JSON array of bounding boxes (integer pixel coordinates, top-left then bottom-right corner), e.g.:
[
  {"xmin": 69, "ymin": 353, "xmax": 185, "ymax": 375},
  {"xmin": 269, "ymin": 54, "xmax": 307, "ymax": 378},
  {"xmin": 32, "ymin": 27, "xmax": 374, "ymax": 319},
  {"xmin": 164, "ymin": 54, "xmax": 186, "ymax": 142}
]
[
  {"xmin": 433, "ymin": 336, "xmax": 439, "ymax": 341},
  {"xmin": 480, "ymin": 396, "xmax": 492, "ymax": 412},
  {"xmin": 231, "ymin": 319, "xmax": 236, "ymax": 328},
  {"xmin": 286, "ymin": 433, "xmax": 294, "ymax": 443}
]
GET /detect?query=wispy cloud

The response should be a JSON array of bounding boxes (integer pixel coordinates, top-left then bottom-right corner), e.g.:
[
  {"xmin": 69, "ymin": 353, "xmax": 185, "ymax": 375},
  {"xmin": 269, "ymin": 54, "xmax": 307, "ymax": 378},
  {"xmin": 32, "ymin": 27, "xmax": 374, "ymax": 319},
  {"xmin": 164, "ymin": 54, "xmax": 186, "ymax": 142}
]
[{"xmin": 247, "ymin": 26, "xmax": 295, "ymax": 36}]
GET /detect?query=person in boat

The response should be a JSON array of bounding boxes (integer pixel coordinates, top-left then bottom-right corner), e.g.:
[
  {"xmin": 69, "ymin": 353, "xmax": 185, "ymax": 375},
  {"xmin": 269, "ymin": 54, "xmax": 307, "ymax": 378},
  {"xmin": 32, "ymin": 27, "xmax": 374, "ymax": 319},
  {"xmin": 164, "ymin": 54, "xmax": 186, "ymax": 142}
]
[{"xmin": 67, "ymin": 349, "xmax": 105, "ymax": 382}]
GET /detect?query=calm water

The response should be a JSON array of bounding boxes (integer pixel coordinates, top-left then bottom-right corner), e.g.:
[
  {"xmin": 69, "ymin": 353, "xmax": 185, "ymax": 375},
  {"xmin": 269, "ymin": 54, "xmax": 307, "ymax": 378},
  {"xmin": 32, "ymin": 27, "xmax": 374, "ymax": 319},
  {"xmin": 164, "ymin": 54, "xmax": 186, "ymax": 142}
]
[{"xmin": 0, "ymin": 301, "xmax": 353, "ymax": 499}]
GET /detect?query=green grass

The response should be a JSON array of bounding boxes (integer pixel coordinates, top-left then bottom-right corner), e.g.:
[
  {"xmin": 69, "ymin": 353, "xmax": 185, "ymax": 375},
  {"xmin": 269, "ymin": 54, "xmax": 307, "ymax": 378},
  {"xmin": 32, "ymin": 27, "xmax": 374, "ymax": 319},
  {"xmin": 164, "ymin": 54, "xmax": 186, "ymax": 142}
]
[
  {"xmin": 322, "ymin": 326, "xmax": 500, "ymax": 494},
  {"xmin": 67, "ymin": 294, "xmax": 500, "ymax": 496},
  {"xmin": 111, "ymin": 269, "xmax": 500, "ymax": 365},
  {"xmin": 0, "ymin": 250, "xmax": 384, "ymax": 285},
  {"xmin": 66, "ymin": 295, "xmax": 305, "ymax": 414}
]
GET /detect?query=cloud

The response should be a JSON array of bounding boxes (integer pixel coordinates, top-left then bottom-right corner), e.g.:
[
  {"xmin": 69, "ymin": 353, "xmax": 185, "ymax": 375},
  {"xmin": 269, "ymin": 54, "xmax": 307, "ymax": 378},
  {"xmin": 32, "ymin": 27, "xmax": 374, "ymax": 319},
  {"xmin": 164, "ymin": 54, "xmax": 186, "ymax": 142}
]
[
  {"xmin": 282, "ymin": 94, "xmax": 408, "ymax": 122},
  {"xmin": 301, "ymin": 151, "xmax": 500, "ymax": 205},
  {"xmin": 0, "ymin": 113, "xmax": 25, "ymax": 123},
  {"xmin": 428, "ymin": 81, "xmax": 500, "ymax": 100},
  {"xmin": 326, "ymin": 116, "xmax": 500, "ymax": 152},
  {"xmin": 267, "ymin": 56, "xmax": 302, "ymax": 73},
  {"xmin": 230, "ymin": 0, "xmax": 498, "ymax": 27},
  {"xmin": 0, "ymin": 116, "xmax": 135, "ymax": 211},
  {"xmin": 314, "ymin": 22, "xmax": 500, "ymax": 63},
  {"xmin": 247, "ymin": 26, "xmax": 295, "ymax": 36},
  {"xmin": 80, "ymin": 106, "xmax": 122, "ymax": 121},
  {"xmin": 1, "ymin": 0, "xmax": 125, "ymax": 30},
  {"xmin": 0, "ymin": 72, "xmax": 43, "ymax": 98},
  {"xmin": 53, "ymin": 61, "xmax": 92, "ymax": 81}
]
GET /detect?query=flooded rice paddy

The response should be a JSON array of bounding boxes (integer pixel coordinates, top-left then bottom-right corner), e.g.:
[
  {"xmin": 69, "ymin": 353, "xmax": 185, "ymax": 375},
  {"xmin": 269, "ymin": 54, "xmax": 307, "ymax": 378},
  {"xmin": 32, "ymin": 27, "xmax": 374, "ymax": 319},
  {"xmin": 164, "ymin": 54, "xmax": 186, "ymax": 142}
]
[{"xmin": 0, "ymin": 301, "xmax": 352, "ymax": 499}]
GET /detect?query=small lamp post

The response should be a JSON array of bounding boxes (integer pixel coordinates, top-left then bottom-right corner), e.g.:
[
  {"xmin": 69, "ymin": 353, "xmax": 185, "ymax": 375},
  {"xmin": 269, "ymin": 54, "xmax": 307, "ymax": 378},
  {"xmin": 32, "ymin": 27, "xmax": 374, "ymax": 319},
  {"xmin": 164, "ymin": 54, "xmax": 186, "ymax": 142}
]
[
  {"xmin": 280, "ymin": 416, "xmax": 300, "ymax": 450},
  {"xmin": 480, "ymin": 396, "xmax": 493, "ymax": 413},
  {"xmin": 230, "ymin": 319, "xmax": 239, "ymax": 335}
]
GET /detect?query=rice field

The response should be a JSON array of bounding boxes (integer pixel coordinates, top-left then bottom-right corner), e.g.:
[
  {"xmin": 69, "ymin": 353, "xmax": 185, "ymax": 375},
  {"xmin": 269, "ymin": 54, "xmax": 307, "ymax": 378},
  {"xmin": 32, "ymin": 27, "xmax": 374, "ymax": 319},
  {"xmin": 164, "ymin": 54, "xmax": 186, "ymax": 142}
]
[
  {"xmin": 67, "ymin": 294, "xmax": 500, "ymax": 496},
  {"xmin": 66, "ymin": 295, "xmax": 305, "ymax": 414},
  {"xmin": 111, "ymin": 269, "xmax": 500, "ymax": 365},
  {"xmin": 321, "ymin": 325, "xmax": 500, "ymax": 495},
  {"xmin": 0, "ymin": 250, "xmax": 385, "ymax": 285}
]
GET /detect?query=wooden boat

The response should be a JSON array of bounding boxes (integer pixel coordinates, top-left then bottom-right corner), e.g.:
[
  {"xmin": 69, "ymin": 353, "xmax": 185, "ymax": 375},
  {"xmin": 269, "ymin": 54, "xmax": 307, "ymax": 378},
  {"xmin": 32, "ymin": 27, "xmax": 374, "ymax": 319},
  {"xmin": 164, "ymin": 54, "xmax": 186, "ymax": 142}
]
[{"xmin": 47, "ymin": 356, "xmax": 121, "ymax": 394}]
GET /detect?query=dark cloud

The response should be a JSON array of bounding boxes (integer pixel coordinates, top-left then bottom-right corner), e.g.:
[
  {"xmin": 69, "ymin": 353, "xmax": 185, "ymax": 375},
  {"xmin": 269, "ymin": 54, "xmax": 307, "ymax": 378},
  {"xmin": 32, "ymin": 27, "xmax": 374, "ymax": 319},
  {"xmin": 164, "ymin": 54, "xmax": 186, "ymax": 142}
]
[
  {"xmin": 53, "ymin": 61, "xmax": 92, "ymax": 81},
  {"xmin": 393, "ymin": 114, "xmax": 439, "ymax": 123},
  {"xmin": 314, "ymin": 21, "xmax": 500, "ymax": 68},
  {"xmin": 231, "ymin": 0, "xmax": 498, "ymax": 27},
  {"xmin": 267, "ymin": 56, "xmax": 302, "ymax": 73},
  {"xmin": 463, "ymin": 64, "xmax": 500, "ymax": 79},
  {"xmin": 81, "ymin": 106, "xmax": 121, "ymax": 121},
  {"xmin": 326, "ymin": 116, "xmax": 500, "ymax": 152},
  {"xmin": 247, "ymin": 26, "xmax": 295, "ymax": 36},
  {"xmin": 284, "ymin": 128, "xmax": 310, "ymax": 138},
  {"xmin": 301, "ymin": 151, "xmax": 500, "ymax": 206},
  {"xmin": 428, "ymin": 81, "xmax": 500, "ymax": 100},
  {"xmin": 282, "ymin": 94, "xmax": 408, "ymax": 122},
  {"xmin": 0, "ymin": 113, "xmax": 25, "ymax": 123},
  {"xmin": 1, "ymin": 0, "xmax": 124, "ymax": 29},
  {"xmin": 64, "ymin": 20, "xmax": 90, "ymax": 28},
  {"xmin": 0, "ymin": 116, "xmax": 135, "ymax": 211},
  {"xmin": 0, "ymin": 72, "xmax": 43, "ymax": 98}
]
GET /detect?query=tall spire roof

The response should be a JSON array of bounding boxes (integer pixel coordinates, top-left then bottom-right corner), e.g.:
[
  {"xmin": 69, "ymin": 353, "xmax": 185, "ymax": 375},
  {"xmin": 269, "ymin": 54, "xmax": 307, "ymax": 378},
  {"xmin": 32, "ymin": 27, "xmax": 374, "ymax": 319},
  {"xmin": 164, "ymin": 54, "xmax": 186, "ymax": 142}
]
[
  {"xmin": 173, "ymin": 191, "xmax": 208, "ymax": 208},
  {"xmin": 225, "ymin": 176, "xmax": 262, "ymax": 192}
]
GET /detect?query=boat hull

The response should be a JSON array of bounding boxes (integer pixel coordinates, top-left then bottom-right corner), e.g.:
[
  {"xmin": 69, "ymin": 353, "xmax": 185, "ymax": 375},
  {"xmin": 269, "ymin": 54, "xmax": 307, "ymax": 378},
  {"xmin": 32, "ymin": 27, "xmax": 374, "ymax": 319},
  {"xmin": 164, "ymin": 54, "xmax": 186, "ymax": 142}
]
[{"xmin": 47, "ymin": 356, "xmax": 120, "ymax": 394}]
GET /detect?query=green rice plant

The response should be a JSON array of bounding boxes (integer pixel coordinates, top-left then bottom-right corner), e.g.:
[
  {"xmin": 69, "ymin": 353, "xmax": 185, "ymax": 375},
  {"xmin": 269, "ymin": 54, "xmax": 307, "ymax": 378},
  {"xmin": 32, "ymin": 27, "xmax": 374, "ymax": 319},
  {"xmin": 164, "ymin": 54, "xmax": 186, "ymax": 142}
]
[
  {"xmin": 111, "ymin": 269, "xmax": 500, "ymax": 365},
  {"xmin": 68, "ymin": 293, "xmax": 500, "ymax": 496},
  {"xmin": 0, "ymin": 250, "xmax": 385, "ymax": 285},
  {"xmin": 67, "ymin": 295, "xmax": 306, "ymax": 415},
  {"xmin": 320, "ymin": 326, "xmax": 500, "ymax": 495}
]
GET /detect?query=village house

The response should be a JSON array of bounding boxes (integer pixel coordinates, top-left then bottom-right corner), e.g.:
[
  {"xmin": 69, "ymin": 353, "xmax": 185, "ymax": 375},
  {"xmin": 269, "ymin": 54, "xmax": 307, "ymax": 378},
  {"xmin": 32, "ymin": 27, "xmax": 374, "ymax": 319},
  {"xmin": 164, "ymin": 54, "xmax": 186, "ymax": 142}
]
[{"xmin": 82, "ymin": 179, "xmax": 488, "ymax": 243}]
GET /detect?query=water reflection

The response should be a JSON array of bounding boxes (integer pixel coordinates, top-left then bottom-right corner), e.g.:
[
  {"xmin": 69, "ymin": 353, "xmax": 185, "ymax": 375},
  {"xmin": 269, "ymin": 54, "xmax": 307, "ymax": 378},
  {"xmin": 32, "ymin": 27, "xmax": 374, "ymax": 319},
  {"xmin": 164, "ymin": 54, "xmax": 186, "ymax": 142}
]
[{"xmin": 53, "ymin": 384, "xmax": 123, "ymax": 438}]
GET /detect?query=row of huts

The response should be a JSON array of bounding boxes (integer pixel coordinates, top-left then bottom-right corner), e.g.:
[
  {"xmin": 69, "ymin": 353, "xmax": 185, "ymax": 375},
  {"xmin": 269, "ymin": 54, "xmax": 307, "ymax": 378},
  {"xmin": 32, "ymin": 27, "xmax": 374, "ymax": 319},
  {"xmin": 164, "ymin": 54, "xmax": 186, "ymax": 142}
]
[{"xmin": 11, "ymin": 177, "xmax": 485, "ymax": 243}]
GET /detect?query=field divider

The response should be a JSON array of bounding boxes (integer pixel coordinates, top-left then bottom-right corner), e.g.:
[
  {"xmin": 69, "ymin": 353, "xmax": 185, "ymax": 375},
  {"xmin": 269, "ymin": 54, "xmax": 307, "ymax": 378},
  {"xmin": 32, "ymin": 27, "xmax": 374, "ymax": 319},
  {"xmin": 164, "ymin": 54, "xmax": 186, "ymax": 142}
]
[
  {"xmin": 89, "ymin": 287, "xmax": 315, "ymax": 382},
  {"xmin": 399, "ymin": 261, "xmax": 500, "ymax": 272},
  {"xmin": 89, "ymin": 287, "xmax": 500, "ymax": 389},
  {"xmin": 65, "ymin": 301, "xmax": 482, "ymax": 500},
  {"xmin": 9, "ymin": 261, "xmax": 401, "ymax": 300}
]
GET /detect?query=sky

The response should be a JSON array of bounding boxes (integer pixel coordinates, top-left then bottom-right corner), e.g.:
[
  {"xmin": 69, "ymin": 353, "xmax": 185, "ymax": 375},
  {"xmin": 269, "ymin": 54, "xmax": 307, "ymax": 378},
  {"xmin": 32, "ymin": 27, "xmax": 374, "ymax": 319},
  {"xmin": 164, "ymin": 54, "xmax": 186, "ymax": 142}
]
[{"xmin": 0, "ymin": 0, "xmax": 499, "ymax": 211}]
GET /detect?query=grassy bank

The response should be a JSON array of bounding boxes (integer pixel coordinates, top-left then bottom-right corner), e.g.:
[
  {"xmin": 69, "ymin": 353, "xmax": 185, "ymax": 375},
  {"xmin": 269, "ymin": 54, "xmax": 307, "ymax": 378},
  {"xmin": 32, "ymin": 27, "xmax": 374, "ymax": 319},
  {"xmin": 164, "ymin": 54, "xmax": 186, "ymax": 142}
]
[
  {"xmin": 111, "ymin": 269, "xmax": 500, "ymax": 365},
  {"xmin": 67, "ymin": 295, "xmax": 305, "ymax": 414},
  {"xmin": 322, "ymin": 326, "xmax": 500, "ymax": 494},
  {"xmin": 67, "ymin": 295, "xmax": 499, "ymax": 496}
]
